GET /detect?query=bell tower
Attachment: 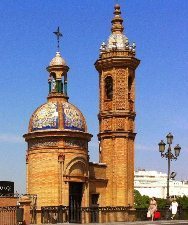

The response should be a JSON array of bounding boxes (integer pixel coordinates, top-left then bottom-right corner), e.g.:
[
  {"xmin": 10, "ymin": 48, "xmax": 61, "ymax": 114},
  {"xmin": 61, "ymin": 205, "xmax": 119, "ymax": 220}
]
[{"xmin": 95, "ymin": 4, "xmax": 140, "ymax": 208}]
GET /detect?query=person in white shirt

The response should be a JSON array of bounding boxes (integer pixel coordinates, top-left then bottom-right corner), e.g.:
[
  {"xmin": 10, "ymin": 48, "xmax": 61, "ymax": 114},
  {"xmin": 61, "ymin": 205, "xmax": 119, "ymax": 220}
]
[{"xmin": 170, "ymin": 199, "xmax": 178, "ymax": 220}]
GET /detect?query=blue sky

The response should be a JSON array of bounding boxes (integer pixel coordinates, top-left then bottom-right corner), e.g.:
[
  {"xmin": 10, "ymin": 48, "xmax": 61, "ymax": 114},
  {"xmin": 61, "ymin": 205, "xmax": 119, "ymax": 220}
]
[{"xmin": 0, "ymin": 0, "xmax": 188, "ymax": 193}]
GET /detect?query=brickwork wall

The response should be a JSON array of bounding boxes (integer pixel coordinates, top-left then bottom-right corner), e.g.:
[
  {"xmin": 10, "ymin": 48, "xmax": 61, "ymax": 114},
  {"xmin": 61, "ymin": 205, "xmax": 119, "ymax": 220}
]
[
  {"xmin": 28, "ymin": 149, "xmax": 59, "ymax": 207},
  {"xmin": 114, "ymin": 137, "xmax": 128, "ymax": 206},
  {"xmin": 100, "ymin": 138, "xmax": 113, "ymax": 205},
  {"xmin": 0, "ymin": 197, "xmax": 17, "ymax": 207},
  {"xmin": 127, "ymin": 138, "xmax": 135, "ymax": 206},
  {"xmin": 26, "ymin": 135, "xmax": 90, "ymax": 209},
  {"xmin": 89, "ymin": 163, "xmax": 106, "ymax": 180},
  {"xmin": 88, "ymin": 163, "xmax": 107, "ymax": 206}
]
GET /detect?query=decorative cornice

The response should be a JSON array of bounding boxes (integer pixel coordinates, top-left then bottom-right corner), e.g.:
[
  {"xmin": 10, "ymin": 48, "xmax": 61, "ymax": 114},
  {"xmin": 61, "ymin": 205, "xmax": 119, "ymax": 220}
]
[
  {"xmin": 63, "ymin": 175, "xmax": 88, "ymax": 183},
  {"xmin": 98, "ymin": 111, "xmax": 136, "ymax": 119},
  {"xmin": 89, "ymin": 178, "xmax": 108, "ymax": 183},
  {"xmin": 47, "ymin": 92, "xmax": 69, "ymax": 100},
  {"xmin": 23, "ymin": 130, "xmax": 93, "ymax": 142},
  {"xmin": 98, "ymin": 131, "xmax": 136, "ymax": 140},
  {"xmin": 89, "ymin": 162, "xmax": 107, "ymax": 167},
  {"xmin": 95, "ymin": 55, "xmax": 140, "ymax": 72},
  {"xmin": 46, "ymin": 64, "xmax": 69, "ymax": 73},
  {"xmin": 101, "ymin": 50, "xmax": 135, "ymax": 59}
]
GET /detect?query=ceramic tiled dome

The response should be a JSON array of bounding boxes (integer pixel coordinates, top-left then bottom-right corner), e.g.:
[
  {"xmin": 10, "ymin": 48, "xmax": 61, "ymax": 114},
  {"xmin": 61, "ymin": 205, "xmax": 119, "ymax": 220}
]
[{"xmin": 29, "ymin": 101, "xmax": 87, "ymax": 132}]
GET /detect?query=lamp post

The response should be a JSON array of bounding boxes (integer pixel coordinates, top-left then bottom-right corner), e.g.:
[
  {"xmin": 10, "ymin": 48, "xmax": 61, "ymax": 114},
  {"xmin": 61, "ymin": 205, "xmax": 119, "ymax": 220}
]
[{"xmin": 158, "ymin": 133, "xmax": 181, "ymax": 199}]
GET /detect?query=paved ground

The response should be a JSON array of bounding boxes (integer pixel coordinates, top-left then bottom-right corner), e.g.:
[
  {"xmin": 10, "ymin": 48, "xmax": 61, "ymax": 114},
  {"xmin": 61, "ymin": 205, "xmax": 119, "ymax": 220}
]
[
  {"xmin": 37, "ymin": 221, "xmax": 188, "ymax": 225},
  {"xmin": 117, "ymin": 221, "xmax": 188, "ymax": 225}
]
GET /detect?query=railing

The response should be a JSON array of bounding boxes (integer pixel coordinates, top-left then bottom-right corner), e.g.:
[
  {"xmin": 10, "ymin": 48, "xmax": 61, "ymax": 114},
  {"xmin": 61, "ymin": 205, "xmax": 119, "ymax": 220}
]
[
  {"xmin": 0, "ymin": 206, "xmax": 17, "ymax": 225},
  {"xmin": 41, "ymin": 206, "xmax": 69, "ymax": 224},
  {"xmin": 40, "ymin": 205, "xmax": 131, "ymax": 224},
  {"xmin": 32, "ymin": 206, "xmax": 188, "ymax": 224}
]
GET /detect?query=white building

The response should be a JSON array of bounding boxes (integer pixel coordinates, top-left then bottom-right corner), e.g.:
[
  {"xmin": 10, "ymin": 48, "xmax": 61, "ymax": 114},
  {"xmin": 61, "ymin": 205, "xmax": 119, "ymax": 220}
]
[{"xmin": 134, "ymin": 170, "xmax": 188, "ymax": 199}]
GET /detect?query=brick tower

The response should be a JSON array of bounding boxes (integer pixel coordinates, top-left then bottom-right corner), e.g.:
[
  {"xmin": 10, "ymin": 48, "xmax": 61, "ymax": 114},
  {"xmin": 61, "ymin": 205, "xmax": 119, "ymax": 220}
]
[{"xmin": 95, "ymin": 4, "xmax": 140, "ymax": 208}]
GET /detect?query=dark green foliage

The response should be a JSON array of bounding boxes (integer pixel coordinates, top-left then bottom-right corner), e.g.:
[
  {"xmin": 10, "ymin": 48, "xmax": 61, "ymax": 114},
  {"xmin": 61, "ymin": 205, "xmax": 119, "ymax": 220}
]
[
  {"xmin": 177, "ymin": 195, "xmax": 188, "ymax": 209},
  {"xmin": 134, "ymin": 190, "xmax": 150, "ymax": 208},
  {"xmin": 155, "ymin": 198, "xmax": 166, "ymax": 209},
  {"xmin": 134, "ymin": 190, "xmax": 188, "ymax": 209}
]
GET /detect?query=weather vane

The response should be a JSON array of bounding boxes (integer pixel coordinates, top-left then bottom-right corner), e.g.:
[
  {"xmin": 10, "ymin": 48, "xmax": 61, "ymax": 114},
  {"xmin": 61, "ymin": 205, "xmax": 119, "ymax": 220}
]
[{"xmin": 53, "ymin": 27, "xmax": 63, "ymax": 52}]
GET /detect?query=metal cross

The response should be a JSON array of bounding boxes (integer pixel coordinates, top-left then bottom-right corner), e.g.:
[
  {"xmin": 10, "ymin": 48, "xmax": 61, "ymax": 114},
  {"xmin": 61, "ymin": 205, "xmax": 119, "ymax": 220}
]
[{"xmin": 53, "ymin": 27, "xmax": 63, "ymax": 51}]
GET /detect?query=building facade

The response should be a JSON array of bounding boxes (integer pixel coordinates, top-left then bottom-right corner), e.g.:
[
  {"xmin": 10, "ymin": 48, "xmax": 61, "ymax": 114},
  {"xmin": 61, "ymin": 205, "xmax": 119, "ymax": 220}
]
[
  {"xmin": 134, "ymin": 170, "xmax": 188, "ymax": 199},
  {"xmin": 24, "ymin": 4, "xmax": 140, "ymax": 223}
]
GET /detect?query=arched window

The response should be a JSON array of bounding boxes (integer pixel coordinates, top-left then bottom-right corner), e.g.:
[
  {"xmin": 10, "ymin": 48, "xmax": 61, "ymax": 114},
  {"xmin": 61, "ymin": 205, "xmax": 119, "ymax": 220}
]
[
  {"xmin": 128, "ymin": 76, "xmax": 134, "ymax": 111},
  {"xmin": 50, "ymin": 72, "xmax": 56, "ymax": 80},
  {"xmin": 50, "ymin": 72, "xmax": 56, "ymax": 92},
  {"xmin": 128, "ymin": 76, "xmax": 132, "ymax": 100},
  {"xmin": 105, "ymin": 76, "xmax": 113, "ymax": 100}
]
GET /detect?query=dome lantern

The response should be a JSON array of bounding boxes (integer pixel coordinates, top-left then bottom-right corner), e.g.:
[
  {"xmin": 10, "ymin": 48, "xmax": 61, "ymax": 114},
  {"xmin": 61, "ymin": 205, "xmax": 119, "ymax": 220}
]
[
  {"xmin": 47, "ymin": 27, "xmax": 69, "ymax": 98},
  {"xmin": 47, "ymin": 51, "xmax": 69, "ymax": 98}
]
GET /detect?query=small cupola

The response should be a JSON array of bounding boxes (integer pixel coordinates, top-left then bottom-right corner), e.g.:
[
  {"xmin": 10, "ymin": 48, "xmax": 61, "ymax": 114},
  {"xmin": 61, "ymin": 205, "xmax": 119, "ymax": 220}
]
[
  {"xmin": 46, "ymin": 27, "xmax": 69, "ymax": 98},
  {"xmin": 99, "ymin": 4, "xmax": 136, "ymax": 55}
]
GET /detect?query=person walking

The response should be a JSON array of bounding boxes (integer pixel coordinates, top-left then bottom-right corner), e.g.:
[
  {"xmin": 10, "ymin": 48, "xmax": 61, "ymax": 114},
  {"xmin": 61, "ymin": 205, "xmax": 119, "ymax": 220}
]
[
  {"xmin": 170, "ymin": 199, "xmax": 178, "ymax": 220},
  {"xmin": 149, "ymin": 197, "xmax": 157, "ymax": 221}
]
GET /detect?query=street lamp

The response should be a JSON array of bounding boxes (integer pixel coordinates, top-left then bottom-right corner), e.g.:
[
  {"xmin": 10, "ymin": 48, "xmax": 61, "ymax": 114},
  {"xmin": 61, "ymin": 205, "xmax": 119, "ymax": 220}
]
[{"xmin": 158, "ymin": 133, "xmax": 181, "ymax": 199}]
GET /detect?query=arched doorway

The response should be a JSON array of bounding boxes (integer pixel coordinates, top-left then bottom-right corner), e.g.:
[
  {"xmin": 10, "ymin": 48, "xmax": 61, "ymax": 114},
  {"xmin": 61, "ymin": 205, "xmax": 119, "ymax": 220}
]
[{"xmin": 69, "ymin": 182, "xmax": 83, "ymax": 223}]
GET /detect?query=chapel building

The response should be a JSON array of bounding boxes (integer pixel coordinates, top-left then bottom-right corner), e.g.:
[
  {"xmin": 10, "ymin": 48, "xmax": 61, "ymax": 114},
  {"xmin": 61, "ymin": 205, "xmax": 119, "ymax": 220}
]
[{"xmin": 24, "ymin": 4, "xmax": 140, "ymax": 223}]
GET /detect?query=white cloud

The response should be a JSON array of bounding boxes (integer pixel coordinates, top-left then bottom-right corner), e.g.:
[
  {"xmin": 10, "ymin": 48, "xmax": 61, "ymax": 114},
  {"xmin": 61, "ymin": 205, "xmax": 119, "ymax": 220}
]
[{"xmin": 0, "ymin": 134, "xmax": 22, "ymax": 143}]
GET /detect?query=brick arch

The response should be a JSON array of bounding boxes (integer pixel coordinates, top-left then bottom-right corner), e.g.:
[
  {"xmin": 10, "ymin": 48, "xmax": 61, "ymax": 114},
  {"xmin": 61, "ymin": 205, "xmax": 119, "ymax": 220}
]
[{"xmin": 64, "ymin": 157, "xmax": 87, "ymax": 177}]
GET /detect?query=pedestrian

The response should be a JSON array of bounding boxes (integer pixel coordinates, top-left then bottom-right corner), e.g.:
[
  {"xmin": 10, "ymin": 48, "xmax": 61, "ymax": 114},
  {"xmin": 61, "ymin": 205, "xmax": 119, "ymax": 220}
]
[
  {"xmin": 149, "ymin": 197, "xmax": 157, "ymax": 221},
  {"xmin": 170, "ymin": 199, "xmax": 178, "ymax": 220}
]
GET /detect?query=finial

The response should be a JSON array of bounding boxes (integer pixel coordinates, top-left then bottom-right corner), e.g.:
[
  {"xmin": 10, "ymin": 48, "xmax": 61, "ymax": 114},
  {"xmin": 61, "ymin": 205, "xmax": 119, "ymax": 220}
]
[
  {"xmin": 111, "ymin": 4, "xmax": 124, "ymax": 34},
  {"xmin": 53, "ymin": 27, "xmax": 63, "ymax": 52}
]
